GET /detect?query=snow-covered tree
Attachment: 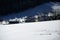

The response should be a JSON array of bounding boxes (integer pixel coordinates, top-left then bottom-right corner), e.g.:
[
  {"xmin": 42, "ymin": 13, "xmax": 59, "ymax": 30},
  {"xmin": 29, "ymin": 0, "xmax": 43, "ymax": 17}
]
[
  {"xmin": 34, "ymin": 15, "xmax": 38, "ymax": 22},
  {"xmin": 2, "ymin": 20, "xmax": 9, "ymax": 25},
  {"xmin": 48, "ymin": 12, "xmax": 53, "ymax": 17},
  {"xmin": 52, "ymin": 4, "xmax": 60, "ymax": 16}
]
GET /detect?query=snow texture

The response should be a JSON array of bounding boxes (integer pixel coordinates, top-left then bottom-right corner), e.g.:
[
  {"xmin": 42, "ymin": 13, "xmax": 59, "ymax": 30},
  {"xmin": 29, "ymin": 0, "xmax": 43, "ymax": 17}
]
[{"xmin": 0, "ymin": 20, "xmax": 60, "ymax": 40}]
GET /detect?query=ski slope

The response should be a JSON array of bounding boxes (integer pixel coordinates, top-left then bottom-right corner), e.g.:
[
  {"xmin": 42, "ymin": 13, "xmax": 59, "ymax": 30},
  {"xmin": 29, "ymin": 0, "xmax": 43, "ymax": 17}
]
[{"xmin": 0, "ymin": 20, "xmax": 60, "ymax": 40}]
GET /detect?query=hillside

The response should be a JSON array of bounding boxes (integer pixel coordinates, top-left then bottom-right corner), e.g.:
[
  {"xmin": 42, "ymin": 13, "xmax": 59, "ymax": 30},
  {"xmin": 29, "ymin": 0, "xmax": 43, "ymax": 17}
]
[{"xmin": 0, "ymin": 2, "xmax": 60, "ymax": 20}]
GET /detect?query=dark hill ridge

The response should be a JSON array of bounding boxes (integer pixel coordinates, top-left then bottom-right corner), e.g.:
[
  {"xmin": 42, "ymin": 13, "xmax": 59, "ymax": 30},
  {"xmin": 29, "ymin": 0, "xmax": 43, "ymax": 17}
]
[
  {"xmin": 0, "ymin": 0, "xmax": 60, "ymax": 16},
  {"xmin": 0, "ymin": 2, "xmax": 60, "ymax": 20}
]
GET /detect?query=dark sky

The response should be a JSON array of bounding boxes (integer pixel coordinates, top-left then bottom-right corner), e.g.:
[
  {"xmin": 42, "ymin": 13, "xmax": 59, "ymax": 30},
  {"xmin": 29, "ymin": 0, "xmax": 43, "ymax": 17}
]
[{"xmin": 0, "ymin": 0, "xmax": 60, "ymax": 16}]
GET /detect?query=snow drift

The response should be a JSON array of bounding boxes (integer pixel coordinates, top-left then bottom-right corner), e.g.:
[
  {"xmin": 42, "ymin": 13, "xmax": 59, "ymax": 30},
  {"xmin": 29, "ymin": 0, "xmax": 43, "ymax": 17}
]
[{"xmin": 0, "ymin": 20, "xmax": 60, "ymax": 40}]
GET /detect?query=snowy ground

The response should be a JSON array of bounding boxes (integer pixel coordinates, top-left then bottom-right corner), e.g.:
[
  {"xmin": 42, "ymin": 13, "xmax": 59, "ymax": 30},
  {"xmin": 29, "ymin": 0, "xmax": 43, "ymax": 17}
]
[{"xmin": 0, "ymin": 20, "xmax": 60, "ymax": 40}]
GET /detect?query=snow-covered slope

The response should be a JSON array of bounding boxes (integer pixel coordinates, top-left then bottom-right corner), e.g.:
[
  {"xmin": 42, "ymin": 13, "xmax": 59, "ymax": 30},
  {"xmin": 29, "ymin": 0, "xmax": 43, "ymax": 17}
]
[
  {"xmin": 0, "ymin": 2, "xmax": 60, "ymax": 20},
  {"xmin": 0, "ymin": 20, "xmax": 60, "ymax": 40}
]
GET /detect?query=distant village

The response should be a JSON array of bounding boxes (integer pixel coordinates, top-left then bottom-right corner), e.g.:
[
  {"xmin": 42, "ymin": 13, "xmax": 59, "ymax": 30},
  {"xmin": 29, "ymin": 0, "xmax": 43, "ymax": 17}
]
[{"xmin": 0, "ymin": 4, "xmax": 60, "ymax": 25}]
